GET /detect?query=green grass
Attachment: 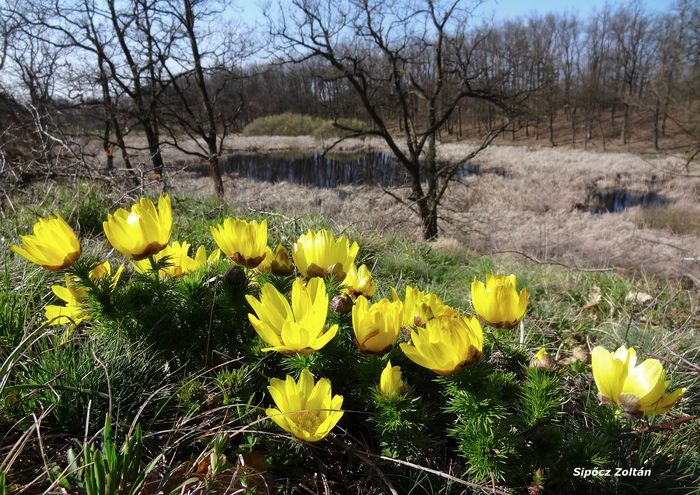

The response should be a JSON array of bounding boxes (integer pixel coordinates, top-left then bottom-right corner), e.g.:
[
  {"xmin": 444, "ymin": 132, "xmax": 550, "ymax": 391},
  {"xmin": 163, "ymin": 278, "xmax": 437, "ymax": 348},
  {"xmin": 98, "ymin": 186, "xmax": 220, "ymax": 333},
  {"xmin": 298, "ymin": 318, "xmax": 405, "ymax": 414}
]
[
  {"xmin": 0, "ymin": 182, "xmax": 698, "ymax": 493},
  {"xmin": 242, "ymin": 112, "xmax": 369, "ymax": 138}
]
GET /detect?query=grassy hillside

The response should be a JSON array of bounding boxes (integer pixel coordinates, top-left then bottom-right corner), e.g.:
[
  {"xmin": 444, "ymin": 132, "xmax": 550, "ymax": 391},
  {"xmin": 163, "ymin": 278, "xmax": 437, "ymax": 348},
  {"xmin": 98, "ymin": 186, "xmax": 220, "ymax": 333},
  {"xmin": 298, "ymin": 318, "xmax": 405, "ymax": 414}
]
[
  {"xmin": 0, "ymin": 182, "xmax": 698, "ymax": 494},
  {"xmin": 242, "ymin": 113, "xmax": 368, "ymax": 138}
]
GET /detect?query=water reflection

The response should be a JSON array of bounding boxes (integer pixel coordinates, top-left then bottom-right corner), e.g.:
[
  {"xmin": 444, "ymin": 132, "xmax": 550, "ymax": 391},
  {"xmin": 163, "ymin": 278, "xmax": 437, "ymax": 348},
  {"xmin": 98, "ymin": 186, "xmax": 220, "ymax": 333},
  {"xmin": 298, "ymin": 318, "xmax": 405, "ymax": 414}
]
[
  {"xmin": 214, "ymin": 151, "xmax": 494, "ymax": 188},
  {"xmin": 580, "ymin": 189, "xmax": 668, "ymax": 214},
  {"xmin": 219, "ymin": 152, "xmax": 406, "ymax": 187}
]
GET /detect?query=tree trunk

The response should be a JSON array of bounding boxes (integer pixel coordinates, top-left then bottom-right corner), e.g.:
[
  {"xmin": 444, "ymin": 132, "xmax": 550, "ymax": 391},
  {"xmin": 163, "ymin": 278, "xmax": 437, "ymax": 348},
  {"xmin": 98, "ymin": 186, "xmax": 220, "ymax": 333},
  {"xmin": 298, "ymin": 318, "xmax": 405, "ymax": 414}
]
[
  {"xmin": 653, "ymin": 97, "xmax": 660, "ymax": 151},
  {"xmin": 423, "ymin": 121, "xmax": 439, "ymax": 241},
  {"xmin": 548, "ymin": 111, "xmax": 555, "ymax": 147},
  {"xmin": 457, "ymin": 104, "xmax": 462, "ymax": 138},
  {"xmin": 183, "ymin": 0, "xmax": 225, "ymax": 198},
  {"xmin": 620, "ymin": 102, "xmax": 630, "ymax": 145},
  {"xmin": 102, "ymin": 119, "xmax": 113, "ymax": 172},
  {"xmin": 143, "ymin": 122, "xmax": 164, "ymax": 175},
  {"xmin": 207, "ymin": 135, "xmax": 225, "ymax": 198}
]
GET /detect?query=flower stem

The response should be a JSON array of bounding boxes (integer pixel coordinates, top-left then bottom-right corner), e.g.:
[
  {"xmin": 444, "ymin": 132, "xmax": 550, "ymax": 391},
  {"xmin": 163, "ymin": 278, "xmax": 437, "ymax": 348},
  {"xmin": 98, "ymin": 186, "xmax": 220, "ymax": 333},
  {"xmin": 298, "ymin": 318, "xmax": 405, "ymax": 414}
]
[{"xmin": 148, "ymin": 254, "xmax": 162, "ymax": 293}]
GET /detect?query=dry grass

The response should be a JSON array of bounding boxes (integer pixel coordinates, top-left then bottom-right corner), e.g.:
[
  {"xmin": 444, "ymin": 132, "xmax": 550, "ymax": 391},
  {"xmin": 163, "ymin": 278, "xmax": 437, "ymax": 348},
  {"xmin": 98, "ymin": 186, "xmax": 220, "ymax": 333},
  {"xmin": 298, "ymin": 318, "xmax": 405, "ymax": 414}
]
[
  {"xmin": 114, "ymin": 135, "xmax": 700, "ymax": 282},
  {"xmin": 633, "ymin": 205, "xmax": 700, "ymax": 236}
]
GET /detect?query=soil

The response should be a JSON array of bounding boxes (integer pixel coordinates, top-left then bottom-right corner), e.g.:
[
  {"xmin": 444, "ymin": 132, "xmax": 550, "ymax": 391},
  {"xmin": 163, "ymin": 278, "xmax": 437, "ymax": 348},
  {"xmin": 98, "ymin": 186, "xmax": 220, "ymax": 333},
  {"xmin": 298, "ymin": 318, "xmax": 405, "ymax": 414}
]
[{"xmin": 164, "ymin": 135, "xmax": 700, "ymax": 283}]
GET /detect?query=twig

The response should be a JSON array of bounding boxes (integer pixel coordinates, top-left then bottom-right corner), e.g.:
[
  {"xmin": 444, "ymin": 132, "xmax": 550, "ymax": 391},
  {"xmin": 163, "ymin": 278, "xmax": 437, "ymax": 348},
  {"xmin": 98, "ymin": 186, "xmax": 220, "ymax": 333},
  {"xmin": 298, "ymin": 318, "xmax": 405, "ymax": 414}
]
[
  {"xmin": 631, "ymin": 416, "xmax": 697, "ymax": 435},
  {"xmin": 332, "ymin": 438, "xmax": 509, "ymax": 495},
  {"xmin": 490, "ymin": 249, "xmax": 617, "ymax": 272},
  {"xmin": 661, "ymin": 342, "xmax": 700, "ymax": 372},
  {"xmin": 381, "ymin": 187, "xmax": 419, "ymax": 216},
  {"xmin": 332, "ymin": 438, "xmax": 398, "ymax": 495}
]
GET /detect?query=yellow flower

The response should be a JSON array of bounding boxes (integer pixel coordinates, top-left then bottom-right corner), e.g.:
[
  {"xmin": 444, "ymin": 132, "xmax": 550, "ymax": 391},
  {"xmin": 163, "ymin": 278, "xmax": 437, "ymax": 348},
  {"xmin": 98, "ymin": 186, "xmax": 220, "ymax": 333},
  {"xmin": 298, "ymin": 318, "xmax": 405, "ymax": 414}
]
[
  {"xmin": 591, "ymin": 345, "xmax": 685, "ymax": 417},
  {"xmin": 211, "ymin": 218, "xmax": 267, "ymax": 268},
  {"xmin": 133, "ymin": 241, "xmax": 219, "ymax": 277},
  {"xmin": 103, "ymin": 195, "xmax": 172, "ymax": 260},
  {"xmin": 379, "ymin": 360, "xmax": 406, "ymax": 397},
  {"xmin": 266, "ymin": 369, "xmax": 344, "ymax": 442},
  {"xmin": 471, "ymin": 274, "xmax": 528, "ymax": 328},
  {"xmin": 190, "ymin": 244, "xmax": 221, "ymax": 271},
  {"xmin": 44, "ymin": 276, "xmax": 89, "ymax": 327},
  {"xmin": 89, "ymin": 260, "xmax": 124, "ymax": 290},
  {"xmin": 400, "ymin": 316, "xmax": 483, "ymax": 375},
  {"xmin": 11, "ymin": 214, "xmax": 81, "ymax": 271},
  {"xmin": 246, "ymin": 277, "xmax": 339, "ymax": 354},
  {"xmin": 255, "ymin": 243, "xmax": 294, "ymax": 276},
  {"xmin": 343, "ymin": 264, "xmax": 376, "ymax": 298},
  {"xmin": 292, "ymin": 229, "xmax": 359, "ymax": 282},
  {"xmin": 352, "ymin": 296, "xmax": 402, "ymax": 354},
  {"xmin": 391, "ymin": 285, "xmax": 457, "ymax": 328}
]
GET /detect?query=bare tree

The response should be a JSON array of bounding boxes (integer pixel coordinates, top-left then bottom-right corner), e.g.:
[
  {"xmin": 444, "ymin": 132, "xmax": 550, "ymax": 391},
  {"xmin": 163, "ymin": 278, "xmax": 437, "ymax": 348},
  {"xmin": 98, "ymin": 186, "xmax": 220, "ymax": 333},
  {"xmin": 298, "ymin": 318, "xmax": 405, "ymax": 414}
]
[
  {"xmin": 157, "ymin": 0, "xmax": 252, "ymax": 198},
  {"xmin": 270, "ymin": 0, "xmax": 525, "ymax": 240}
]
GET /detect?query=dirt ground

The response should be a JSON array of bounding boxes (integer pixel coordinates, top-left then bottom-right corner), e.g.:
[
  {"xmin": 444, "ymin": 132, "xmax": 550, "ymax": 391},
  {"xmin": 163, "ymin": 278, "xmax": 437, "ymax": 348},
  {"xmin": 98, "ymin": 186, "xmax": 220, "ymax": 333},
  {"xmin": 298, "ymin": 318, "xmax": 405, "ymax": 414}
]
[{"xmin": 167, "ymin": 135, "xmax": 700, "ymax": 283}]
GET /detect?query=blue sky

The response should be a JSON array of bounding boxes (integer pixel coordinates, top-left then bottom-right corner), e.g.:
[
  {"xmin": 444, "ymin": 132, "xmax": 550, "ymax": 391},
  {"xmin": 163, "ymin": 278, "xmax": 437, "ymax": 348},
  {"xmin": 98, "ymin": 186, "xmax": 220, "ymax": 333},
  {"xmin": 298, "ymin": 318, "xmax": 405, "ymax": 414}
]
[
  {"xmin": 235, "ymin": 0, "xmax": 677, "ymax": 24},
  {"xmin": 475, "ymin": 0, "xmax": 675, "ymax": 20}
]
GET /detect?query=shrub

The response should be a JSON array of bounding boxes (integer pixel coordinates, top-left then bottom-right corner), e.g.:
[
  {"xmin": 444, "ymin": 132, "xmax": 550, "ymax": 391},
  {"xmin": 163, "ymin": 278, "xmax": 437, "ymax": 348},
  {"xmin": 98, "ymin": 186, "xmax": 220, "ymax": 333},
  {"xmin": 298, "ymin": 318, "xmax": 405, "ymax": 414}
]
[{"xmin": 242, "ymin": 113, "xmax": 368, "ymax": 137}]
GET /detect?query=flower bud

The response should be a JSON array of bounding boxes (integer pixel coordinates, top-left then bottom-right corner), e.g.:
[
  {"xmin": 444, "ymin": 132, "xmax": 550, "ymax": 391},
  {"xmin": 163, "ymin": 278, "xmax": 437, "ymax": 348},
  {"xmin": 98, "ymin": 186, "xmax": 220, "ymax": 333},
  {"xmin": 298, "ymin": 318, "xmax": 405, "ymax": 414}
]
[
  {"xmin": 529, "ymin": 348, "xmax": 555, "ymax": 369},
  {"xmin": 270, "ymin": 243, "xmax": 294, "ymax": 276},
  {"xmin": 330, "ymin": 294, "xmax": 353, "ymax": 314},
  {"xmin": 224, "ymin": 266, "xmax": 248, "ymax": 290},
  {"xmin": 379, "ymin": 361, "xmax": 406, "ymax": 397}
]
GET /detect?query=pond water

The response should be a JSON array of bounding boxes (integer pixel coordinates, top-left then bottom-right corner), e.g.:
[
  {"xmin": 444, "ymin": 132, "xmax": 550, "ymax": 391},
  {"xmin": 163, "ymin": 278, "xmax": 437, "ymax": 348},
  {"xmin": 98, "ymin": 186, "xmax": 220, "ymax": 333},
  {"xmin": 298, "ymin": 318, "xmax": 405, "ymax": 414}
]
[
  {"xmin": 215, "ymin": 151, "xmax": 490, "ymax": 188},
  {"xmin": 582, "ymin": 189, "xmax": 668, "ymax": 214}
]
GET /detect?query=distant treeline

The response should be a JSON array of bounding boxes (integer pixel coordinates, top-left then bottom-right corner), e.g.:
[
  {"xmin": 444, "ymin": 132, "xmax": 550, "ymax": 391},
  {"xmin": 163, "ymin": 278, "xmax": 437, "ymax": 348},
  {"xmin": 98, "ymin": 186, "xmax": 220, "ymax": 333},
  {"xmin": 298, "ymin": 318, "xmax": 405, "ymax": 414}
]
[{"xmin": 1, "ymin": 0, "xmax": 698, "ymax": 190}]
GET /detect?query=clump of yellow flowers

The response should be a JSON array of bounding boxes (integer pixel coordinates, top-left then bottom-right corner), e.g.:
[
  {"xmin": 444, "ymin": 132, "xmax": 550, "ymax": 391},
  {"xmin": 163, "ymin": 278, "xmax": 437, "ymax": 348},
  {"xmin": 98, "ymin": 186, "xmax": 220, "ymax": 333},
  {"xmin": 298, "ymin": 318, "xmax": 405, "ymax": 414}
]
[
  {"xmin": 266, "ymin": 369, "xmax": 344, "ymax": 442},
  {"xmin": 11, "ymin": 194, "xmax": 689, "ymax": 455},
  {"xmin": 591, "ymin": 345, "xmax": 685, "ymax": 417}
]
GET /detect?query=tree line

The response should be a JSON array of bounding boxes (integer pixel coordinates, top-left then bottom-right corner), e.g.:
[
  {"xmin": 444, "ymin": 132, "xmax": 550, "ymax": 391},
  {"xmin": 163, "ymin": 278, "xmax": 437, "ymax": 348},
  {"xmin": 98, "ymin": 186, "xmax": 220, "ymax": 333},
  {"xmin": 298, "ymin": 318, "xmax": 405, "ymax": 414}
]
[{"xmin": 1, "ymin": 0, "xmax": 698, "ymax": 239}]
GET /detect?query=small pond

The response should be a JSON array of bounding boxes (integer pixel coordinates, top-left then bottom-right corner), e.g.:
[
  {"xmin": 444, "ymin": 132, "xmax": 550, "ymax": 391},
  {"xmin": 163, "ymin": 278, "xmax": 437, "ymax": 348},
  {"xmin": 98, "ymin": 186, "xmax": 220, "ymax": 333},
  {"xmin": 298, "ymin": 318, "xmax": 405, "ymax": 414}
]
[
  {"xmin": 580, "ymin": 189, "xmax": 668, "ymax": 214},
  {"xmin": 207, "ymin": 151, "xmax": 492, "ymax": 188}
]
